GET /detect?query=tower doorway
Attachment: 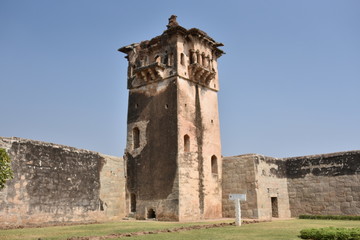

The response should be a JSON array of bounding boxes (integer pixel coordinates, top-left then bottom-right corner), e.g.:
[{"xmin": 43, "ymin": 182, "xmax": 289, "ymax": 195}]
[
  {"xmin": 147, "ymin": 208, "xmax": 156, "ymax": 219},
  {"xmin": 271, "ymin": 197, "xmax": 279, "ymax": 218},
  {"xmin": 130, "ymin": 193, "xmax": 136, "ymax": 212}
]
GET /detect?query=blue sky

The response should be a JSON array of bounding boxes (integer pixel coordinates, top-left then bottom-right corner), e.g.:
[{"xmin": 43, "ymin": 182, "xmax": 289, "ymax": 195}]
[{"xmin": 1, "ymin": 1, "xmax": 359, "ymax": 158}]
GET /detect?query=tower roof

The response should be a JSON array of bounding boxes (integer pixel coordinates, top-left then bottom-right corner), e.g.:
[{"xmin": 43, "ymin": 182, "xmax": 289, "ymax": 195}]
[{"xmin": 119, "ymin": 15, "xmax": 224, "ymax": 58}]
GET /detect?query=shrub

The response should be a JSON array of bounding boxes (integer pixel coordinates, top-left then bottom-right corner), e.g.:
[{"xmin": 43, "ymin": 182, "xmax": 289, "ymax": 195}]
[
  {"xmin": 299, "ymin": 215, "xmax": 360, "ymax": 221},
  {"xmin": 0, "ymin": 148, "xmax": 13, "ymax": 189},
  {"xmin": 299, "ymin": 227, "xmax": 360, "ymax": 240}
]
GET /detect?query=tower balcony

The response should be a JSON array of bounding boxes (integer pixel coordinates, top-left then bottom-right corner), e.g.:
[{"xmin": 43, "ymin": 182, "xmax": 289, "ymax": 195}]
[
  {"xmin": 134, "ymin": 62, "xmax": 166, "ymax": 83},
  {"xmin": 188, "ymin": 63, "xmax": 216, "ymax": 86}
]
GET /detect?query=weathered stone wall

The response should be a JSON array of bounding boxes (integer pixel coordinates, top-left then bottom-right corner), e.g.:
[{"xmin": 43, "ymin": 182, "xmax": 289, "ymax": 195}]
[
  {"xmin": 125, "ymin": 77, "xmax": 179, "ymax": 221},
  {"xmin": 0, "ymin": 137, "xmax": 125, "ymax": 226},
  {"xmin": 177, "ymin": 77, "xmax": 201, "ymax": 221},
  {"xmin": 99, "ymin": 154, "xmax": 126, "ymax": 220},
  {"xmin": 177, "ymin": 77, "xmax": 222, "ymax": 221},
  {"xmin": 223, "ymin": 151, "xmax": 360, "ymax": 219},
  {"xmin": 285, "ymin": 151, "xmax": 360, "ymax": 216},
  {"xmin": 176, "ymin": 27, "xmax": 223, "ymax": 221},
  {"xmin": 222, "ymin": 155, "xmax": 258, "ymax": 218},
  {"xmin": 222, "ymin": 154, "xmax": 291, "ymax": 220},
  {"xmin": 253, "ymin": 155, "xmax": 291, "ymax": 219}
]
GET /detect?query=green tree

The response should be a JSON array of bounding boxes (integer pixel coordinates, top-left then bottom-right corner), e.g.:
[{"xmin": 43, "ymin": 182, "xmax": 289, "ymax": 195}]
[{"xmin": 0, "ymin": 148, "xmax": 13, "ymax": 189}]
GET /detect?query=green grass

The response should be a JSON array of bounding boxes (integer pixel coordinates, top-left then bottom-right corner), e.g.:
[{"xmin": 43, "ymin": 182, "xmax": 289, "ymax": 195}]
[
  {"xmin": 0, "ymin": 221, "xmax": 229, "ymax": 240},
  {"xmin": 1, "ymin": 219, "xmax": 360, "ymax": 240}
]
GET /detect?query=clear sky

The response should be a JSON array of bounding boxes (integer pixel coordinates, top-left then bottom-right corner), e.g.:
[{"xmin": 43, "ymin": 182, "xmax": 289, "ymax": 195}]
[{"xmin": 1, "ymin": 0, "xmax": 359, "ymax": 158}]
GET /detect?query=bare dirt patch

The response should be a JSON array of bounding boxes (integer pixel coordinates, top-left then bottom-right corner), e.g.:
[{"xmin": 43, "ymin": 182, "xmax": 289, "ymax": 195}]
[{"xmin": 66, "ymin": 220, "xmax": 267, "ymax": 240}]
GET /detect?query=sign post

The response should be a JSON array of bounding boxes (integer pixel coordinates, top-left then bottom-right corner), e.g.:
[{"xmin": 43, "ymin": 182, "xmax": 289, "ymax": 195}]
[{"xmin": 229, "ymin": 194, "xmax": 246, "ymax": 226}]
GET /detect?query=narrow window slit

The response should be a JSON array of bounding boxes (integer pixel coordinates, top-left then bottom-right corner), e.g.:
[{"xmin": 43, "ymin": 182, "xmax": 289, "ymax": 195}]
[
  {"xmin": 184, "ymin": 135, "xmax": 190, "ymax": 152},
  {"xmin": 133, "ymin": 127, "xmax": 140, "ymax": 149},
  {"xmin": 211, "ymin": 155, "xmax": 218, "ymax": 175}
]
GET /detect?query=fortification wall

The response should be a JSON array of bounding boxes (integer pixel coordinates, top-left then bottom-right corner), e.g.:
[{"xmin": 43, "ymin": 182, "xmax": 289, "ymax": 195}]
[
  {"xmin": 222, "ymin": 154, "xmax": 291, "ymax": 220},
  {"xmin": 222, "ymin": 155, "xmax": 258, "ymax": 218},
  {"xmin": 223, "ymin": 151, "xmax": 360, "ymax": 219},
  {"xmin": 254, "ymin": 155, "xmax": 291, "ymax": 219},
  {"xmin": 0, "ymin": 137, "xmax": 126, "ymax": 226},
  {"xmin": 285, "ymin": 151, "xmax": 360, "ymax": 217}
]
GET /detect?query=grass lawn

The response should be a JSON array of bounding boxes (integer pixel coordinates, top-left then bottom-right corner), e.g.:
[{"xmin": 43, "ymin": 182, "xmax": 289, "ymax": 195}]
[{"xmin": 1, "ymin": 219, "xmax": 359, "ymax": 240}]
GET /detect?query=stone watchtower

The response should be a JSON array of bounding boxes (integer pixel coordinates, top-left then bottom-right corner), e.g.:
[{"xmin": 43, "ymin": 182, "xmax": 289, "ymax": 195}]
[{"xmin": 119, "ymin": 16, "xmax": 224, "ymax": 221}]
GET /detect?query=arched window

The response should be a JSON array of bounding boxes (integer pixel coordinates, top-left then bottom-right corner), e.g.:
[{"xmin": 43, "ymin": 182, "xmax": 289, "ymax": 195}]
[
  {"xmin": 133, "ymin": 127, "xmax": 140, "ymax": 149},
  {"xmin": 184, "ymin": 135, "xmax": 190, "ymax": 152},
  {"xmin": 211, "ymin": 155, "xmax": 218, "ymax": 174},
  {"xmin": 169, "ymin": 53, "xmax": 174, "ymax": 66},
  {"xmin": 190, "ymin": 50, "xmax": 196, "ymax": 64},
  {"xmin": 155, "ymin": 55, "xmax": 161, "ymax": 64},
  {"xmin": 180, "ymin": 53, "xmax": 185, "ymax": 65},
  {"xmin": 163, "ymin": 51, "xmax": 168, "ymax": 65},
  {"xmin": 129, "ymin": 65, "xmax": 134, "ymax": 76},
  {"xmin": 196, "ymin": 52, "xmax": 201, "ymax": 64}
]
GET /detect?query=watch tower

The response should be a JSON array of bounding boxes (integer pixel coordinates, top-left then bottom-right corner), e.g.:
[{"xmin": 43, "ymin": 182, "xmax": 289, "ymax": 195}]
[{"xmin": 119, "ymin": 15, "xmax": 224, "ymax": 221}]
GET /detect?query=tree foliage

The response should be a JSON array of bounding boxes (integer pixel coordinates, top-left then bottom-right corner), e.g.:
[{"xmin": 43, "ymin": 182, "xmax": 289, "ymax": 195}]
[
  {"xmin": 0, "ymin": 148, "xmax": 13, "ymax": 189},
  {"xmin": 299, "ymin": 227, "xmax": 360, "ymax": 240}
]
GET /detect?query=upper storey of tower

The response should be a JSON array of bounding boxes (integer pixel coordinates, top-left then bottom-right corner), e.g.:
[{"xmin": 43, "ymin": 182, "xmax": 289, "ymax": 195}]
[{"xmin": 118, "ymin": 15, "xmax": 224, "ymax": 91}]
